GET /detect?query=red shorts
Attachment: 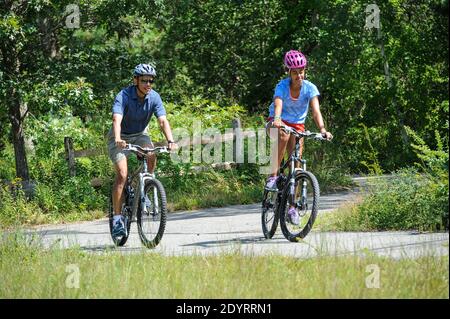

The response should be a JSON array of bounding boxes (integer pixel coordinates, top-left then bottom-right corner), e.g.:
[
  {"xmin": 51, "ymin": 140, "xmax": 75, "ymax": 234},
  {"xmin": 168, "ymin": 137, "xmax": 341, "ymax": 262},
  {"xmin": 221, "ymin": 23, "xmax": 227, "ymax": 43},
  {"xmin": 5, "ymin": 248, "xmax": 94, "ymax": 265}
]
[{"xmin": 267, "ymin": 117, "xmax": 305, "ymax": 132}]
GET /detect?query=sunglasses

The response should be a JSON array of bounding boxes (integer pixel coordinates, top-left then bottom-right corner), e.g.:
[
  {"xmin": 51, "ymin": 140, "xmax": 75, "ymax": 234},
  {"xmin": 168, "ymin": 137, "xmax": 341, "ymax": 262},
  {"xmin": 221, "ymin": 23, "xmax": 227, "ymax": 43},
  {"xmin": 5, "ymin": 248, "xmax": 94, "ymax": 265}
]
[{"xmin": 140, "ymin": 78, "xmax": 155, "ymax": 84}]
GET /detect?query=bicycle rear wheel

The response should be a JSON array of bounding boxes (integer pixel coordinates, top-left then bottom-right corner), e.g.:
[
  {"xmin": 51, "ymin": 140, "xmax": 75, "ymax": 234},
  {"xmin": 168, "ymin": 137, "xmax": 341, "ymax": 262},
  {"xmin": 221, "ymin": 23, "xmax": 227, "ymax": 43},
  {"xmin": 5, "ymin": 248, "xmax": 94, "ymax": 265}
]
[
  {"xmin": 280, "ymin": 171, "xmax": 320, "ymax": 241},
  {"xmin": 137, "ymin": 178, "xmax": 167, "ymax": 248},
  {"xmin": 108, "ymin": 186, "xmax": 132, "ymax": 246},
  {"xmin": 261, "ymin": 189, "xmax": 280, "ymax": 239}
]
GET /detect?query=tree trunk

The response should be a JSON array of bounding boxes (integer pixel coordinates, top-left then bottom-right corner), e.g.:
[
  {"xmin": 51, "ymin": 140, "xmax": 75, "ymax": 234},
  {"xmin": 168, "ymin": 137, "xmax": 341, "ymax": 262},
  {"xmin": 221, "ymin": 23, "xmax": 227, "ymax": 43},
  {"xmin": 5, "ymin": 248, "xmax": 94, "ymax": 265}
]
[
  {"xmin": 9, "ymin": 93, "xmax": 30, "ymax": 182},
  {"xmin": 6, "ymin": 53, "xmax": 30, "ymax": 182}
]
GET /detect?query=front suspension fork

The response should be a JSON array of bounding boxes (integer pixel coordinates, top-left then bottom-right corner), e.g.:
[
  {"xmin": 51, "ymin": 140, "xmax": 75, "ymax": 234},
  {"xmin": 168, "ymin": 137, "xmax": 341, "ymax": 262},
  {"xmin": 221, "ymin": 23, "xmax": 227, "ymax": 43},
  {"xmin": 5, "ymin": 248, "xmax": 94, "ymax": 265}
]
[{"xmin": 289, "ymin": 159, "xmax": 307, "ymax": 209}]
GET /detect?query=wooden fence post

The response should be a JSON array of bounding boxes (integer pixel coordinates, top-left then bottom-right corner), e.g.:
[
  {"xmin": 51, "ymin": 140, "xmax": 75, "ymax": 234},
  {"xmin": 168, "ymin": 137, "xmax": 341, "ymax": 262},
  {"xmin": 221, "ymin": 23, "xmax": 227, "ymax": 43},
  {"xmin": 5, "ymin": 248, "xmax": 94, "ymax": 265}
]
[
  {"xmin": 64, "ymin": 137, "xmax": 76, "ymax": 177},
  {"xmin": 232, "ymin": 118, "xmax": 242, "ymax": 165}
]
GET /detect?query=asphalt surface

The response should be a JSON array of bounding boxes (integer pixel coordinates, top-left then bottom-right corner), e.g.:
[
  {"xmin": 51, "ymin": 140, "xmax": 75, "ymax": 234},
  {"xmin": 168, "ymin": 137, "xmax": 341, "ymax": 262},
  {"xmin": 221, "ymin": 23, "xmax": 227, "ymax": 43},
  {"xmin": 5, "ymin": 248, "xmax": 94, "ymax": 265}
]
[{"xmin": 21, "ymin": 181, "xmax": 449, "ymax": 259}]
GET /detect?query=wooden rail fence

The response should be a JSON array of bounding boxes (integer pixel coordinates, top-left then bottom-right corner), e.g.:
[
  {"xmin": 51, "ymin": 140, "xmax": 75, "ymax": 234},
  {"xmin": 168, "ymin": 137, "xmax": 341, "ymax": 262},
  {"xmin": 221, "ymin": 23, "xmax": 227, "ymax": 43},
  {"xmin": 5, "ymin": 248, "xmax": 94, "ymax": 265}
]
[{"xmin": 64, "ymin": 118, "xmax": 258, "ymax": 180}]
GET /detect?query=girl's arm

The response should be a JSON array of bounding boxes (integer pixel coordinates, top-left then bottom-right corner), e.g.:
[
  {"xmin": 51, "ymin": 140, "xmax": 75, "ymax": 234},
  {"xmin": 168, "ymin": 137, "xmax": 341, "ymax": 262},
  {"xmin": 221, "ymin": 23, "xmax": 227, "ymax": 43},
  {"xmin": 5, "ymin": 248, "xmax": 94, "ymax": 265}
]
[{"xmin": 310, "ymin": 96, "xmax": 333, "ymax": 140}]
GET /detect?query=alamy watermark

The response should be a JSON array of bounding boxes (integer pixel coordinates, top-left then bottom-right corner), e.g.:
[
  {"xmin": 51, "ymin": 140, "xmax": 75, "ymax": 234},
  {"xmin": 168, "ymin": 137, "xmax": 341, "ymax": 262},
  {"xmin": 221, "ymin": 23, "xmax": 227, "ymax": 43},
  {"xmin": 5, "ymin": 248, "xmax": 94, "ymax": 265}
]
[
  {"xmin": 365, "ymin": 4, "xmax": 380, "ymax": 30},
  {"xmin": 365, "ymin": 264, "xmax": 381, "ymax": 289},
  {"xmin": 169, "ymin": 120, "xmax": 280, "ymax": 175},
  {"xmin": 65, "ymin": 264, "xmax": 80, "ymax": 289},
  {"xmin": 65, "ymin": 4, "xmax": 80, "ymax": 29}
]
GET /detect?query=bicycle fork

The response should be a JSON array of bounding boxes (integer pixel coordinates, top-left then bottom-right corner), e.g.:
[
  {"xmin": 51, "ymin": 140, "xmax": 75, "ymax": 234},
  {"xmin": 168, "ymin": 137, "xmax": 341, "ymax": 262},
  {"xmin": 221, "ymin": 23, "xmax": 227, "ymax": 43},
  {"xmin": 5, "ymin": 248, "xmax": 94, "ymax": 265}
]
[
  {"xmin": 138, "ymin": 173, "xmax": 159, "ymax": 217},
  {"xmin": 290, "ymin": 159, "xmax": 308, "ymax": 212},
  {"xmin": 139, "ymin": 173, "xmax": 147, "ymax": 214}
]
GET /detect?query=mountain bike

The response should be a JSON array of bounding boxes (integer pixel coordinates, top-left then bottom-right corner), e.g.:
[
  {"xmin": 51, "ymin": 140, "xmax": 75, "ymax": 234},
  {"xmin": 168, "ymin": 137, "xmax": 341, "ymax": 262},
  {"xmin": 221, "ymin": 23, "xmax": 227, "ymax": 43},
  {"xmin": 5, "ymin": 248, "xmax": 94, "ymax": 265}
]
[
  {"xmin": 108, "ymin": 144, "xmax": 168, "ymax": 248},
  {"xmin": 261, "ymin": 125, "xmax": 330, "ymax": 242}
]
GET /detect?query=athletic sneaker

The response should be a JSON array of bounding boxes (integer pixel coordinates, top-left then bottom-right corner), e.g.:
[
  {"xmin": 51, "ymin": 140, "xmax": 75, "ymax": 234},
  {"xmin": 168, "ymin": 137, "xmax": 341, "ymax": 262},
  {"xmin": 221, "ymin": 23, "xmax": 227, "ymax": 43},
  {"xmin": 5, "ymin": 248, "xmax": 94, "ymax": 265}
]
[
  {"xmin": 112, "ymin": 216, "xmax": 127, "ymax": 237},
  {"xmin": 265, "ymin": 176, "xmax": 278, "ymax": 191},
  {"xmin": 288, "ymin": 207, "xmax": 299, "ymax": 225}
]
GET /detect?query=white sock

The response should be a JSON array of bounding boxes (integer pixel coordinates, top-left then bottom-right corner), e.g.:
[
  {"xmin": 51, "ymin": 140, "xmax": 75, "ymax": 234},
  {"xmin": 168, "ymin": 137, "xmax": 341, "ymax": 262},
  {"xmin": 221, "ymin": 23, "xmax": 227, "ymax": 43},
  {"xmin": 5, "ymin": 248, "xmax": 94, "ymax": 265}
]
[{"xmin": 113, "ymin": 215, "xmax": 122, "ymax": 224}]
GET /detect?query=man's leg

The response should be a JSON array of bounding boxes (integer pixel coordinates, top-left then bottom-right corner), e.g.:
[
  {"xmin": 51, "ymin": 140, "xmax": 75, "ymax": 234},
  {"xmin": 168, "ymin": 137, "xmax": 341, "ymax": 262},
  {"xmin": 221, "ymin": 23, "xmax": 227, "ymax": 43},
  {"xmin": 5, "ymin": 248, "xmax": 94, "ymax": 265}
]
[
  {"xmin": 112, "ymin": 157, "xmax": 128, "ymax": 215},
  {"xmin": 147, "ymin": 151, "xmax": 156, "ymax": 174},
  {"xmin": 134, "ymin": 134, "xmax": 155, "ymax": 174}
]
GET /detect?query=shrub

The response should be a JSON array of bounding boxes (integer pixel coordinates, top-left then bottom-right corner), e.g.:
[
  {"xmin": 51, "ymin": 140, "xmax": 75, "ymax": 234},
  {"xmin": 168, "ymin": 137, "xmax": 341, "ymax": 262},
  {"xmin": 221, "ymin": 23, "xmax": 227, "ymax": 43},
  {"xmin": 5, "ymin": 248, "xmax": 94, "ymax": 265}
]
[{"xmin": 335, "ymin": 128, "xmax": 448, "ymax": 231}]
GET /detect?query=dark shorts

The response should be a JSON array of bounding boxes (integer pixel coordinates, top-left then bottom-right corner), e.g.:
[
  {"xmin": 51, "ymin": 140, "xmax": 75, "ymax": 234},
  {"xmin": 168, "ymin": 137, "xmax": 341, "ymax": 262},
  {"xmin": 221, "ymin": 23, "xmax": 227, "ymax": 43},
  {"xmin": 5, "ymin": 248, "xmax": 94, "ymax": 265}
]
[
  {"xmin": 266, "ymin": 117, "xmax": 305, "ymax": 132},
  {"xmin": 107, "ymin": 129, "xmax": 154, "ymax": 164}
]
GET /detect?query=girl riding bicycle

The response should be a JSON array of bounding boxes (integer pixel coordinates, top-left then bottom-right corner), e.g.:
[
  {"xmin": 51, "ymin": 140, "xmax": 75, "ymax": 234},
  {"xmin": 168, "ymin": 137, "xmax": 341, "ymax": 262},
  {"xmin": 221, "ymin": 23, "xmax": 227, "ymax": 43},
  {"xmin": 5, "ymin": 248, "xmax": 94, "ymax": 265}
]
[{"xmin": 265, "ymin": 50, "xmax": 333, "ymax": 225}]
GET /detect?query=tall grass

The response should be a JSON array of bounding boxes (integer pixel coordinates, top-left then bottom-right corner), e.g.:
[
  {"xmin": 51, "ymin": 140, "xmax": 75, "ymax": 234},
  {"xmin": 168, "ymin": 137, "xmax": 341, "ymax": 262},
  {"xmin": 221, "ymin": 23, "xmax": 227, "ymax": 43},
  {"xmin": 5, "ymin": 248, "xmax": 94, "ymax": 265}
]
[
  {"xmin": 316, "ymin": 168, "xmax": 448, "ymax": 232},
  {"xmin": 0, "ymin": 233, "xmax": 448, "ymax": 298}
]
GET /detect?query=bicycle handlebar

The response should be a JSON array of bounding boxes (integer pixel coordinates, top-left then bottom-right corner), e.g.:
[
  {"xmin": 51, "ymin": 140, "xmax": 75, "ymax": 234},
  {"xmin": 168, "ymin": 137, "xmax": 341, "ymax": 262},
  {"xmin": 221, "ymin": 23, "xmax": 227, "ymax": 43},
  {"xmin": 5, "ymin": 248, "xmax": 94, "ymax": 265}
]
[
  {"xmin": 276, "ymin": 124, "xmax": 331, "ymax": 141},
  {"xmin": 124, "ymin": 144, "xmax": 169, "ymax": 155}
]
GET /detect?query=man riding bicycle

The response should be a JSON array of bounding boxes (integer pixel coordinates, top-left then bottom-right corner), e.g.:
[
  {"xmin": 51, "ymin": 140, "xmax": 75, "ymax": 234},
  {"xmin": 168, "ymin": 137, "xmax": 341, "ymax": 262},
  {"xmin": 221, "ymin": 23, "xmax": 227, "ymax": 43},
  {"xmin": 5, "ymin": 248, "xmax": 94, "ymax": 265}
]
[
  {"xmin": 265, "ymin": 50, "xmax": 333, "ymax": 225},
  {"xmin": 107, "ymin": 63, "xmax": 177, "ymax": 238}
]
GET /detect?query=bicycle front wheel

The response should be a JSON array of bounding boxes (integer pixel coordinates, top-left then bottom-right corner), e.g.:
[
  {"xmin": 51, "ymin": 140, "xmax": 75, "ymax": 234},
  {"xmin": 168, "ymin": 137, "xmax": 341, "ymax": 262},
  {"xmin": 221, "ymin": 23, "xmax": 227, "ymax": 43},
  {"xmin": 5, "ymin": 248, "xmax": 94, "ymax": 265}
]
[
  {"xmin": 137, "ymin": 178, "xmax": 167, "ymax": 248},
  {"xmin": 280, "ymin": 171, "xmax": 320, "ymax": 241},
  {"xmin": 261, "ymin": 189, "xmax": 280, "ymax": 239}
]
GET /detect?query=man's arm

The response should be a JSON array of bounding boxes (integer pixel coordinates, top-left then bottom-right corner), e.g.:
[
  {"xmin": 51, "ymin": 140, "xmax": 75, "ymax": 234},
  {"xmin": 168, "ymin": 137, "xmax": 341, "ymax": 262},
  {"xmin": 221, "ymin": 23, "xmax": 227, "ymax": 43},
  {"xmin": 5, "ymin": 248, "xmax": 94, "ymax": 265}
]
[
  {"xmin": 310, "ymin": 96, "xmax": 333, "ymax": 140},
  {"xmin": 113, "ymin": 113, "xmax": 126, "ymax": 148},
  {"xmin": 157, "ymin": 115, "xmax": 177, "ymax": 150}
]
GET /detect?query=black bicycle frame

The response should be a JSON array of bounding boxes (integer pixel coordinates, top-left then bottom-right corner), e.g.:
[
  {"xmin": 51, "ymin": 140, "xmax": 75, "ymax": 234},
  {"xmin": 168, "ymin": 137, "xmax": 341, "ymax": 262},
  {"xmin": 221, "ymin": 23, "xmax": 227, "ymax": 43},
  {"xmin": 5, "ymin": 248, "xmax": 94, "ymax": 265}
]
[{"xmin": 278, "ymin": 136, "xmax": 307, "ymax": 207}]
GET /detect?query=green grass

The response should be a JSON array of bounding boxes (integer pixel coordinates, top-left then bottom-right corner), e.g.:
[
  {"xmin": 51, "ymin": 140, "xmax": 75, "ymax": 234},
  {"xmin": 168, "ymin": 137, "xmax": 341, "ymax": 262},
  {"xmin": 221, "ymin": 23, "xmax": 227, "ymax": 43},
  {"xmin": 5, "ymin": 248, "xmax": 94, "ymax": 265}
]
[
  {"xmin": 313, "ymin": 200, "xmax": 371, "ymax": 232},
  {"xmin": 166, "ymin": 174, "xmax": 264, "ymax": 211},
  {"xmin": 0, "ymin": 233, "xmax": 448, "ymax": 298}
]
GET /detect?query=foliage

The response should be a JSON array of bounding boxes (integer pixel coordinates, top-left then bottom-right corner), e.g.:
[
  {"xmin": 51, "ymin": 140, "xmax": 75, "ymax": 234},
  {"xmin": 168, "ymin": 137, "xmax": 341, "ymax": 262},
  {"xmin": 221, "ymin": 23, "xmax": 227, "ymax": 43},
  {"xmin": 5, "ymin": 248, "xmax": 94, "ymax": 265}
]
[
  {"xmin": 0, "ymin": 0, "xmax": 448, "ymax": 225},
  {"xmin": 324, "ymin": 129, "xmax": 449, "ymax": 232}
]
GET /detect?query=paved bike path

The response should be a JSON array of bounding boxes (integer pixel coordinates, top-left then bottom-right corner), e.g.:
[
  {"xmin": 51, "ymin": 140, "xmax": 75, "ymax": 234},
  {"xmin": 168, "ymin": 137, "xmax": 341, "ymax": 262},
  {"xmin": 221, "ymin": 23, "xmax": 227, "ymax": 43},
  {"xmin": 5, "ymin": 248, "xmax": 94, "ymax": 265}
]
[{"xmin": 20, "ymin": 186, "xmax": 449, "ymax": 259}]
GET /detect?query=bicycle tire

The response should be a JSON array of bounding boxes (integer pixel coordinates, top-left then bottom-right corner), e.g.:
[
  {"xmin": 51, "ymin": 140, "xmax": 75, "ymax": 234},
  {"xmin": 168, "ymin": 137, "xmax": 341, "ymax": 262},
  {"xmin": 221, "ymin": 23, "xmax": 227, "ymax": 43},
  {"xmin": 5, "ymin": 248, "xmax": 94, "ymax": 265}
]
[
  {"xmin": 137, "ymin": 178, "xmax": 167, "ymax": 248},
  {"xmin": 108, "ymin": 185, "xmax": 132, "ymax": 246},
  {"xmin": 261, "ymin": 189, "xmax": 280, "ymax": 239},
  {"xmin": 279, "ymin": 170, "xmax": 320, "ymax": 241}
]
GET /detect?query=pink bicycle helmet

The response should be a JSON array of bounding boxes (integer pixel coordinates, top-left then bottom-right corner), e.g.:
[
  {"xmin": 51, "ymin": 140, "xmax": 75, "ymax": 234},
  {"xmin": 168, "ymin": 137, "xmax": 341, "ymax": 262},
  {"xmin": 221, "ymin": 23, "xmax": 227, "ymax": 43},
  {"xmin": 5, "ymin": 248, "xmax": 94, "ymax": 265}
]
[{"xmin": 284, "ymin": 50, "xmax": 307, "ymax": 69}]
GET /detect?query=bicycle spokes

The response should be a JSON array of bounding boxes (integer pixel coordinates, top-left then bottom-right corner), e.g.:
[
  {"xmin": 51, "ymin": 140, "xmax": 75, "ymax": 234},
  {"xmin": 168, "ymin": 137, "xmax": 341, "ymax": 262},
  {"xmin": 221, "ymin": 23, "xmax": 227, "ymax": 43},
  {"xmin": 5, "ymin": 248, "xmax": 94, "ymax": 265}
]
[
  {"xmin": 280, "ymin": 171, "xmax": 319, "ymax": 241},
  {"xmin": 261, "ymin": 190, "xmax": 279, "ymax": 239},
  {"xmin": 153, "ymin": 186, "xmax": 159, "ymax": 213},
  {"xmin": 137, "ymin": 179, "xmax": 167, "ymax": 248},
  {"xmin": 142, "ymin": 186, "xmax": 161, "ymax": 224},
  {"xmin": 293, "ymin": 179, "xmax": 311, "ymax": 224}
]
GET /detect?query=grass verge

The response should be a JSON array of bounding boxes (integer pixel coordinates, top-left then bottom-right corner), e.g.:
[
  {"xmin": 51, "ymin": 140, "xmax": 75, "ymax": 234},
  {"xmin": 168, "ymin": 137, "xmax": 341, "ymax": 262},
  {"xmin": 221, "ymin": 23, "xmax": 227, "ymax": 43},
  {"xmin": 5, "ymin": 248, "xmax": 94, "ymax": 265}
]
[
  {"xmin": 314, "ymin": 170, "xmax": 448, "ymax": 232},
  {"xmin": 0, "ymin": 233, "xmax": 448, "ymax": 298}
]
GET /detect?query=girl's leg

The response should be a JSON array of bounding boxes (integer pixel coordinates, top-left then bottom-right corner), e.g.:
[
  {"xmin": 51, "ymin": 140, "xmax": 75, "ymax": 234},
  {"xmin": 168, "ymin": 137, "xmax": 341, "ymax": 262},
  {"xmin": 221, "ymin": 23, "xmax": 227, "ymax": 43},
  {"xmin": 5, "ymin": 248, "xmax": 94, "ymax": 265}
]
[{"xmin": 269, "ymin": 128, "xmax": 291, "ymax": 176}]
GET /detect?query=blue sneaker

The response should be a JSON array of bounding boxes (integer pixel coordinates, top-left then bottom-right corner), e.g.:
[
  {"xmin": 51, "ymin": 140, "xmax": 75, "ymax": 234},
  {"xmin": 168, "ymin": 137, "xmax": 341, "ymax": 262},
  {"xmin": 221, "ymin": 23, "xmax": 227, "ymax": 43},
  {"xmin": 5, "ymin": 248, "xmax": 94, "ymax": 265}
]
[
  {"xmin": 265, "ymin": 176, "xmax": 278, "ymax": 191},
  {"xmin": 112, "ymin": 216, "xmax": 127, "ymax": 237},
  {"xmin": 288, "ymin": 207, "xmax": 299, "ymax": 225}
]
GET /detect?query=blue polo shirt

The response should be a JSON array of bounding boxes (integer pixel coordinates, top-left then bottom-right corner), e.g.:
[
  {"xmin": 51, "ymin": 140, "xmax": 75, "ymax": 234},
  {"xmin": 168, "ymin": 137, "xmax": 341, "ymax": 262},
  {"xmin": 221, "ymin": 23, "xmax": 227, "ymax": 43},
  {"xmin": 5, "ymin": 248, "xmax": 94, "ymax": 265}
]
[
  {"xmin": 268, "ymin": 78, "xmax": 320, "ymax": 124},
  {"xmin": 112, "ymin": 85, "xmax": 166, "ymax": 134}
]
